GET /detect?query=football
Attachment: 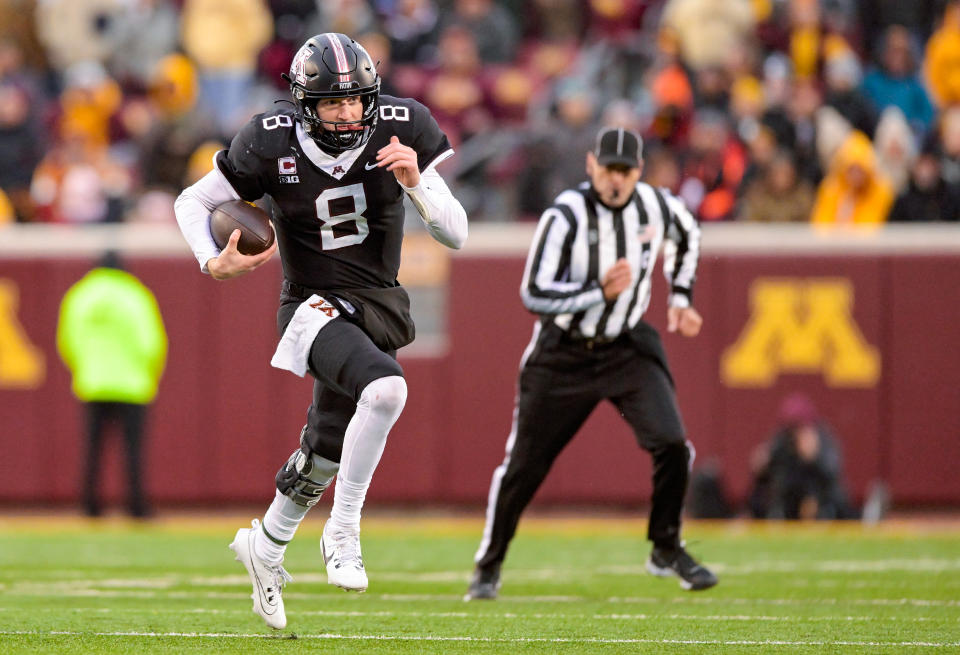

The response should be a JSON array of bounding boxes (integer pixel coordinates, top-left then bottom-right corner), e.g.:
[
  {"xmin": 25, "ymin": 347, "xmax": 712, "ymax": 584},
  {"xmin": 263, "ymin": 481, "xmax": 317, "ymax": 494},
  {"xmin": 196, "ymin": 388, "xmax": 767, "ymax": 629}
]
[{"xmin": 209, "ymin": 200, "xmax": 276, "ymax": 256}]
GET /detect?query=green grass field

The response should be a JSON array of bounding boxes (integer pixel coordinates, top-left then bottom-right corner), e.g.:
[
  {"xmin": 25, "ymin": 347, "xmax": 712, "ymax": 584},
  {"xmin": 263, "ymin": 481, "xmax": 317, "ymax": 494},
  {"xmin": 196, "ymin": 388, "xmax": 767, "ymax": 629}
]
[{"xmin": 1, "ymin": 513, "xmax": 958, "ymax": 654}]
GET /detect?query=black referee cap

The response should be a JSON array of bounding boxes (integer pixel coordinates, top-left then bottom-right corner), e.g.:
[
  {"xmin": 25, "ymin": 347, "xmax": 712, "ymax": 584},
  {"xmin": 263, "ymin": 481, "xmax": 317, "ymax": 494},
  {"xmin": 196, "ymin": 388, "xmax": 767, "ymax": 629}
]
[{"xmin": 594, "ymin": 127, "xmax": 642, "ymax": 168}]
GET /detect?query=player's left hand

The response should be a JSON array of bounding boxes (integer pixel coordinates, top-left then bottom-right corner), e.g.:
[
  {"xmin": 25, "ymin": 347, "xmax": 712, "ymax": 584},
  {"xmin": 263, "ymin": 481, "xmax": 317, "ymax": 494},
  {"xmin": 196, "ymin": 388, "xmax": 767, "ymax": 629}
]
[
  {"xmin": 377, "ymin": 135, "xmax": 420, "ymax": 188},
  {"xmin": 667, "ymin": 306, "xmax": 702, "ymax": 337}
]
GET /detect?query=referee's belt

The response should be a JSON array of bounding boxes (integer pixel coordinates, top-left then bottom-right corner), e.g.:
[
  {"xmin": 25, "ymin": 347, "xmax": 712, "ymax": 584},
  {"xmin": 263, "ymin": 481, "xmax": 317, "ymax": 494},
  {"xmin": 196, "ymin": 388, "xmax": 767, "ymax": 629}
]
[{"xmin": 562, "ymin": 332, "xmax": 626, "ymax": 351}]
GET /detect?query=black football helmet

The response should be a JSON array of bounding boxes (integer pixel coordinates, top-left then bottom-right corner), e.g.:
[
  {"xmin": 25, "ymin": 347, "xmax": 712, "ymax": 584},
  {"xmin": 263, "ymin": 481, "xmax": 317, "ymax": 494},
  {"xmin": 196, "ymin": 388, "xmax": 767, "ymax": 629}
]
[{"xmin": 282, "ymin": 33, "xmax": 380, "ymax": 153}]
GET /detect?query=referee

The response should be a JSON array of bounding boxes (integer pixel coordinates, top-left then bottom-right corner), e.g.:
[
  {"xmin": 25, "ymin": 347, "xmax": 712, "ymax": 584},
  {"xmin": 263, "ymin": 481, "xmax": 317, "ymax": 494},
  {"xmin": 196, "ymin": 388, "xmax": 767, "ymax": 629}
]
[{"xmin": 466, "ymin": 127, "xmax": 717, "ymax": 599}]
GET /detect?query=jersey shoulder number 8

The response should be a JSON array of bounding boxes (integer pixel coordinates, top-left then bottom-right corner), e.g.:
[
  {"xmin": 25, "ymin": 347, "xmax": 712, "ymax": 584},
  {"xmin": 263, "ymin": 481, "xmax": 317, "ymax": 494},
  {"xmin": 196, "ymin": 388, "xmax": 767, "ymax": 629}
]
[{"xmin": 379, "ymin": 105, "xmax": 410, "ymax": 121}]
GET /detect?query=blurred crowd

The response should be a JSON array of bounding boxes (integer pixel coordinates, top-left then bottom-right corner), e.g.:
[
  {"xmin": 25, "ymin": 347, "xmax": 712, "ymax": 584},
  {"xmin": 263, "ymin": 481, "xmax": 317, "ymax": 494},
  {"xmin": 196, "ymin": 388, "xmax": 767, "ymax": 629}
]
[{"xmin": 1, "ymin": 0, "xmax": 959, "ymax": 226}]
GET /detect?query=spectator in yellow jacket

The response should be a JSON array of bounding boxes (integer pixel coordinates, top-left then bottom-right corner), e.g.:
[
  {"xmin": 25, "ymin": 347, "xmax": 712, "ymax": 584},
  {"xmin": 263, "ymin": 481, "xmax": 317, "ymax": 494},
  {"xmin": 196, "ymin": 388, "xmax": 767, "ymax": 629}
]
[
  {"xmin": 811, "ymin": 131, "xmax": 895, "ymax": 225},
  {"xmin": 924, "ymin": 0, "xmax": 960, "ymax": 109}
]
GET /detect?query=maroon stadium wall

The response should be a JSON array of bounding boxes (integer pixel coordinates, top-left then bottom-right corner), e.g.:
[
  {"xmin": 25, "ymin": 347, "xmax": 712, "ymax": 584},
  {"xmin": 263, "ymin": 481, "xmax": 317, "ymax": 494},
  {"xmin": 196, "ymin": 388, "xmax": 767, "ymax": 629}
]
[{"xmin": 1, "ymin": 225, "xmax": 958, "ymax": 509}]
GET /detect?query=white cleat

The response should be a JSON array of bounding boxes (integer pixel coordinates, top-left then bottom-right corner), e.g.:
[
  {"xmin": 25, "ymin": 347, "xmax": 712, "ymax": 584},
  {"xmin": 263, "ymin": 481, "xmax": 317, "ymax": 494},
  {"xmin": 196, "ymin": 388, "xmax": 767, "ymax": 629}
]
[
  {"xmin": 229, "ymin": 519, "xmax": 293, "ymax": 629},
  {"xmin": 321, "ymin": 521, "xmax": 368, "ymax": 592}
]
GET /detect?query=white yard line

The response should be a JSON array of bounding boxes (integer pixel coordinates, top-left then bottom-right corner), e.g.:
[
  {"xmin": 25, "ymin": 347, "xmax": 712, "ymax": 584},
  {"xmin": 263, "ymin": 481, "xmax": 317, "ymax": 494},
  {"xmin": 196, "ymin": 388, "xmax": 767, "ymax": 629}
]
[
  {"xmin": 14, "ymin": 558, "xmax": 960, "ymax": 592},
  {"xmin": 1, "ymin": 606, "xmax": 951, "ymax": 623},
  {"xmin": 0, "ymin": 630, "xmax": 957, "ymax": 648},
  {"xmin": 7, "ymin": 586, "xmax": 960, "ymax": 607}
]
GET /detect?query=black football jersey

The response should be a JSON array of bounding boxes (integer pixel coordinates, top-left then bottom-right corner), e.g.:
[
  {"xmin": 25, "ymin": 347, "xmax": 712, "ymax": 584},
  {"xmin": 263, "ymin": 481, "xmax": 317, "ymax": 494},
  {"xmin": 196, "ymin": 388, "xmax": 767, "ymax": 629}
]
[{"xmin": 216, "ymin": 95, "xmax": 452, "ymax": 289}]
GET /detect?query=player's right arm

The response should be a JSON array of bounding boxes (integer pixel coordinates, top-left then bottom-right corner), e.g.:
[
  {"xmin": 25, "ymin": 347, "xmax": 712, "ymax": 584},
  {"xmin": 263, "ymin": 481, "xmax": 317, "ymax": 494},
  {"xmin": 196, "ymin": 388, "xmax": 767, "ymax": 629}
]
[{"xmin": 173, "ymin": 115, "xmax": 276, "ymax": 279}]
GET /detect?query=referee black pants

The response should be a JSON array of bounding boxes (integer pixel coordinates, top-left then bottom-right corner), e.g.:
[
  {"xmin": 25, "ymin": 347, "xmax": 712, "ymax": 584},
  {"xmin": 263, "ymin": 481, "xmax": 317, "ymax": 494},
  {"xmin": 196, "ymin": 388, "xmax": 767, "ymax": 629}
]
[{"xmin": 474, "ymin": 321, "xmax": 691, "ymax": 572}]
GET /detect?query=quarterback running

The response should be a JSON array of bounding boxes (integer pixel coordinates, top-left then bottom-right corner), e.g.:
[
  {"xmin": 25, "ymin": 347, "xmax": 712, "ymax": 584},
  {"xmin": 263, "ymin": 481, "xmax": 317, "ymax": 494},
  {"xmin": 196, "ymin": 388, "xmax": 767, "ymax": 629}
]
[{"xmin": 173, "ymin": 33, "xmax": 467, "ymax": 629}]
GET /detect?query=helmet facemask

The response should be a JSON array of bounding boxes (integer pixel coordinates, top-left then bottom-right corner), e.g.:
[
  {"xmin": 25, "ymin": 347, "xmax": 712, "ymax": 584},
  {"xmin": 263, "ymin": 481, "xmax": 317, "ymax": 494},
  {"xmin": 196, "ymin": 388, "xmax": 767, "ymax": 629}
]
[{"xmin": 297, "ymin": 87, "xmax": 379, "ymax": 153}]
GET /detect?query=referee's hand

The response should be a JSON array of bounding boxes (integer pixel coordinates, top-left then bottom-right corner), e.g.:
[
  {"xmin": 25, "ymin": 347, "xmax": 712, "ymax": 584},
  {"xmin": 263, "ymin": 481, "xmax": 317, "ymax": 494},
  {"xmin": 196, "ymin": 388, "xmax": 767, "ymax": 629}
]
[
  {"xmin": 602, "ymin": 258, "xmax": 631, "ymax": 301},
  {"xmin": 667, "ymin": 306, "xmax": 703, "ymax": 337}
]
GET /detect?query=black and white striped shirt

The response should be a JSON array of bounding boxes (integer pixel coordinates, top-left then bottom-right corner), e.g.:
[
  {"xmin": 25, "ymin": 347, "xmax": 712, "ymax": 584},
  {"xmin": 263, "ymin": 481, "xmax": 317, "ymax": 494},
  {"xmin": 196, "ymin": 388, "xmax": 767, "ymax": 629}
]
[{"xmin": 520, "ymin": 181, "xmax": 700, "ymax": 340}]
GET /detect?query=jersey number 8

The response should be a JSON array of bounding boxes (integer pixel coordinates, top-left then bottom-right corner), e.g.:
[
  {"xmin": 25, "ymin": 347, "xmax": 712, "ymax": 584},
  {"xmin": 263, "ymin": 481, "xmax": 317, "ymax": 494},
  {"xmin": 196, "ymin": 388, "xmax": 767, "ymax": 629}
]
[{"xmin": 315, "ymin": 183, "xmax": 368, "ymax": 250}]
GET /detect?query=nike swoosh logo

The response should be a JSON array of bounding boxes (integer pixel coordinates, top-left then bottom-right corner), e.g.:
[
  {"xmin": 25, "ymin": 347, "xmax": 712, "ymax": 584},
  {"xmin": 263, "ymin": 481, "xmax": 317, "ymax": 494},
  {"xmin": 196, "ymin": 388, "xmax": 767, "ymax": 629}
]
[{"xmin": 364, "ymin": 161, "xmax": 379, "ymax": 170}]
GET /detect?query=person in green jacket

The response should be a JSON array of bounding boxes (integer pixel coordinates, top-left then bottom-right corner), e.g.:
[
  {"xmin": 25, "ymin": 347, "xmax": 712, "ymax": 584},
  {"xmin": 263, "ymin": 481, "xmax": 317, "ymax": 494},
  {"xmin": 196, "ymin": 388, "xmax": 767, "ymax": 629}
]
[{"xmin": 56, "ymin": 252, "xmax": 168, "ymax": 517}]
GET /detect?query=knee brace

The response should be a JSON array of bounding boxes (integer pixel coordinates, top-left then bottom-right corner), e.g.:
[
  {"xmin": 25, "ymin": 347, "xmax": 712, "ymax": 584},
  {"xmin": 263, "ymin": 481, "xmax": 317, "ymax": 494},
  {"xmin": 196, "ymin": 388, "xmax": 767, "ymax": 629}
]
[{"xmin": 275, "ymin": 426, "xmax": 340, "ymax": 507}]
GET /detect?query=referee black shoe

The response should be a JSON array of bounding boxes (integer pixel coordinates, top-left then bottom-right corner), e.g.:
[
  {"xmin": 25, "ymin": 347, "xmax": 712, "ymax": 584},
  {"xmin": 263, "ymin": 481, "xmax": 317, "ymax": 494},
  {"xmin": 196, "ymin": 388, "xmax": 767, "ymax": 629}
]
[
  {"xmin": 646, "ymin": 544, "xmax": 718, "ymax": 591},
  {"xmin": 464, "ymin": 566, "xmax": 500, "ymax": 601}
]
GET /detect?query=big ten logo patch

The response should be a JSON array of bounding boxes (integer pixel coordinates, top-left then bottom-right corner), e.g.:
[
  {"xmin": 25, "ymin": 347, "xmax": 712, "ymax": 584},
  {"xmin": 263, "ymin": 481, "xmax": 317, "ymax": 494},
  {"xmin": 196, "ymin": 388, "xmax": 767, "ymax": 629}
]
[
  {"xmin": 0, "ymin": 279, "xmax": 45, "ymax": 389},
  {"xmin": 721, "ymin": 278, "xmax": 880, "ymax": 388}
]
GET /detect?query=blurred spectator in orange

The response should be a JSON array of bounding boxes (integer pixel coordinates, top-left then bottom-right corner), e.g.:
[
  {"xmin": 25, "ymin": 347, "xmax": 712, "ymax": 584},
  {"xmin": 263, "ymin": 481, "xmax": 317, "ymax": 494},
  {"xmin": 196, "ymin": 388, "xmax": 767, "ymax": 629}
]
[
  {"xmin": 924, "ymin": 1, "xmax": 960, "ymax": 109},
  {"xmin": 649, "ymin": 27, "xmax": 694, "ymax": 111},
  {"xmin": 180, "ymin": 0, "xmax": 273, "ymax": 134},
  {"xmin": 788, "ymin": 0, "xmax": 821, "ymax": 80},
  {"xmin": 888, "ymin": 142, "xmax": 960, "ymax": 221},
  {"xmin": 438, "ymin": 0, "xmax": 519, "ymax": 63},
  {"xmin": 53, "ymin": 61, "xmax": 124, "ymax": 155},
  {"xmin": 146, "ymin": 54, "xmax": 199, "ymax": 121},
  {"xmin": 642, "ymin": 27, "xmax": 693, "ymax": 149},
  {"xmin": 862, "ymin": 25, "xmax": 935, "ymax": 137},
  {"xmin": 0, "ymin": 188, "xmax": 14, "ymax": 225},
  {"xmin": 811, "ymin": 130, "xmax": 894, "ymax": 225},
  {"xmin": 739, "ymin": 148, "xmax": 815, "ymax": 222},
  {"xmin": 136, "ymin": 54, "xmax": 219, "ymax": 195},
  {"xmin": 873, "ymin": 107, "xmax": 918, "ymax": 194},
  {"xmin": 379, "ymin": 0, "xmax": 441, "ymax": 64},
  {"xmin": 822, "ymin": 47, "xmax": 876, "ymax": 137},
  {"xmin": 29, "ymin": 62, "xmax": 132, "ymax": 223},
  {"xmin": 660, "ymin": 0, "xmax": 755, "ymax": 73},
  {"xmin": 677, "ymin": 108, "xmax": 747, "ymax": 221}
]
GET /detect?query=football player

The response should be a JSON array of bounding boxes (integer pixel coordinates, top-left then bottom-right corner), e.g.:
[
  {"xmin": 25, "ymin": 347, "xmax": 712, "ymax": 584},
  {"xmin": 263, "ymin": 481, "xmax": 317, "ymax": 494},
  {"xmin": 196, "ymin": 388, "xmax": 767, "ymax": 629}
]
[{"xmin": 173, "ymin": 33, "xmax": 467, "ymax": 629}]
